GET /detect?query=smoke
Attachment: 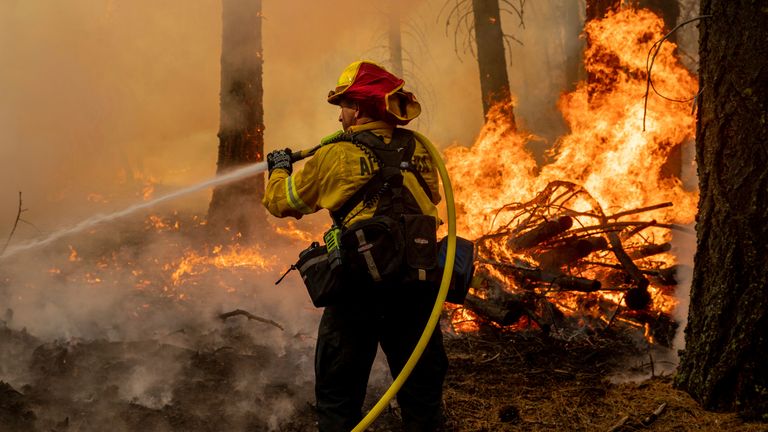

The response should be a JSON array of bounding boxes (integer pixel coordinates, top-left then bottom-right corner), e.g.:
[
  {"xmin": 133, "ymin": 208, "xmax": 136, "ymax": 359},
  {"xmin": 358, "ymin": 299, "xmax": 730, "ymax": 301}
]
[{"xmin": 0, "ymin": 0, "xmax": 693, "ymax": 429}]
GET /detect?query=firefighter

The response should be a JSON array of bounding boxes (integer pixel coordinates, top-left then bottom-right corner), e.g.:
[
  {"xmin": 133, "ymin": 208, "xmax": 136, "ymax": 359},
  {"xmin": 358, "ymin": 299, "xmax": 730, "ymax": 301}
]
[{"xmin": 262, "ymin": 60, "xmax": 448, "ymax": 432}]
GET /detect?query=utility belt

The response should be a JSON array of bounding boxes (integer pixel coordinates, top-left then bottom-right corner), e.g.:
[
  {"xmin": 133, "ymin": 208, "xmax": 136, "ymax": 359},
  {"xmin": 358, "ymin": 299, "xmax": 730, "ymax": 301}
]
[{"xmin": 295, "ymin": 214, "xmax": 474, "ymax": 308}]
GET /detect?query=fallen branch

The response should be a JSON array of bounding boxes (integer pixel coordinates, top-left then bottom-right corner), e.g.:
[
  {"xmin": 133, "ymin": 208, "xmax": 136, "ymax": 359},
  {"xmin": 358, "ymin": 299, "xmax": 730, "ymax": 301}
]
[
  {"xmin": 641, "ymin": 402, "xmax": 667, "ymax": 426},
  {"xmin": 219, "ymin": 309, "xmax": 284, "ymax": 331}
]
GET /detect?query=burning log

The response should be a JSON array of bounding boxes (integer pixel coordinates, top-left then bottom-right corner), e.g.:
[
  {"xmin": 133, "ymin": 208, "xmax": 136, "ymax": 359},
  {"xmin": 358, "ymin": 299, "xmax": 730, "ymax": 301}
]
[
  {"xmin": 628, "ymin": 242, "xmax": 672, "ymax": 259},
  {"xmin": 480, "ymin": 259, "xmax": 602, "ymax": 292},
  {"xmin": 607, "ymin": 230, "xmax": 650, "ymax": 298},
  {"xmin": 535, "ymin": 236, "xmax": 608, "ymax": 271},
  {"xmin": 462, "ymin": 270, "xmax": 538, "ymax": 327},
  {"xmin": 463, "ymin": 294, "xmax": 528, "ymax": 327},
  {"xmin": 649, "ymin": 264, "xmax": 687, "ymax": 287},
  {"xmin": 507, "ymin": 215, "xmax": 573, "ymax": 251}
]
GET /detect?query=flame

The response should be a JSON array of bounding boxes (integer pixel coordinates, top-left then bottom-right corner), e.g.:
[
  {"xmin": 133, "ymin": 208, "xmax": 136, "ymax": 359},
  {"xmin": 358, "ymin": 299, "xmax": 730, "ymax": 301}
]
[
  {"xmin": 443, "ymin": 9, "xmax": 697, "ymax": 334},
  {"xmin": 68, "ymin": 246, "xmax": 80, "ymax": 262},
  {"xmin": 170, "ymin": 243, "xmax": 275, "ymax": 287},
  {"xmin": 273, "ymin": 220, "xmax": 319, "ymax": 244},
  {"xmin": 445, "ymin": 9, "xmax": 696, "ymax": 238},
  {"xmin": 145, "ymin": 214, "xmax": 180, "ymax": 232}
]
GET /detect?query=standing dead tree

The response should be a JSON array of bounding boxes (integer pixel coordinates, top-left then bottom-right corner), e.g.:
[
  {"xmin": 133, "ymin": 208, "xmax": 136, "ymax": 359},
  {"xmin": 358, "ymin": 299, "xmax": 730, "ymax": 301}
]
[
  {"xmin": 440, "ymin": 0, "xmax": 525, "ymax": 126},
  {"xmin": 207, "ymin": 0, "xmax": 265, "ymax": 239}
]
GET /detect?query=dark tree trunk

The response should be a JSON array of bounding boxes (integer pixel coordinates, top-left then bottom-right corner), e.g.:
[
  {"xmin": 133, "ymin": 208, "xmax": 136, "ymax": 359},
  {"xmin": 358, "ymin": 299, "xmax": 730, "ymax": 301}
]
[
  {"xmin": 207, "ymin": 0, "xmax": 265, "ymax": 238},
  {"xmin": 636, "ymin": 0, "xmax": 683, "ymax": 179},
  {"xmin": 636, "ymin": 0, "xmax": 680, "ymax": 42},
  {"xmin": 388, "ymin": 2, "xmax": 404, "ymax": 79},
  {"xmin": 472, "ymin": 0, "xmax": 515, "ymax": 127},
  {"xmin": 675, "ymin": 0, "xmax": 768, "ymax": 419},
  {"xmin": 560, "ymin": 0, "xmax": 585, "ymax": 91},
  {"xmin": 586, "ymin": 0, "xmax": 621, "ymax": 21}
]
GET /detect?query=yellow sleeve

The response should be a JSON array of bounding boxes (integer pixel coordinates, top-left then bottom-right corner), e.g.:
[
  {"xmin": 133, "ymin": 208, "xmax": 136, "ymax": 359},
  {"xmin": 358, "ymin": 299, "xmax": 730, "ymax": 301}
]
[{"xmin": 262, "ymin": 144, "xmax": 360, "ymax": 218}]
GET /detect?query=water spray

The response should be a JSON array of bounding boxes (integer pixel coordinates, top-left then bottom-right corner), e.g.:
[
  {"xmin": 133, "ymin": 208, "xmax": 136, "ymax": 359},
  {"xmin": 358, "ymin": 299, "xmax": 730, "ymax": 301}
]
[
  {"xmin": 0, "ymin": 143, "xmax": 327, "ymax": 260},
  {"xmin": 0, "ymin": 162, "xmax": 267, "ymax": 259}
]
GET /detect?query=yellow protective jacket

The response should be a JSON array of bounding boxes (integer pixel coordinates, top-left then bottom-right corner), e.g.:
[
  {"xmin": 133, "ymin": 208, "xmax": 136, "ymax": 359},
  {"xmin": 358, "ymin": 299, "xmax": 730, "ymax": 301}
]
[{"xmin": 263, "ymin": 121, "xmax": 441, "ymax": 227}]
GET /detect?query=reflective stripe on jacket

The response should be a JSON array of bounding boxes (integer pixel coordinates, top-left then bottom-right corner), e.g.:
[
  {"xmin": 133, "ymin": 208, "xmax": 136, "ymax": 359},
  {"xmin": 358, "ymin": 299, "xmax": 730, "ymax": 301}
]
[{"xmin": 262, "ymin": 121, "xmax": 441, "ymax": 227}]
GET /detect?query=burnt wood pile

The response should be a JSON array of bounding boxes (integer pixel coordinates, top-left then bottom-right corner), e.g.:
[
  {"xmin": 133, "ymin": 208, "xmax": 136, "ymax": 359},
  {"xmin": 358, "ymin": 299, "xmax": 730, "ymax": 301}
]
[{"xmin": 451, "ymin": 181, "xmax": 688, "ymax": 345}]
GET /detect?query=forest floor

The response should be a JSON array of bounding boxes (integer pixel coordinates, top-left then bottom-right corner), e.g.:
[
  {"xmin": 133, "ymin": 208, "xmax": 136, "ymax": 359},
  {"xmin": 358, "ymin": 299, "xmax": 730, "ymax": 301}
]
[
  {"xmin": 0, "ymin": 214, "xmax": 764, "ymax": 431},
  {"xmin": 1, "ymin": 320, "xmax": 766, "ymax": 432}
]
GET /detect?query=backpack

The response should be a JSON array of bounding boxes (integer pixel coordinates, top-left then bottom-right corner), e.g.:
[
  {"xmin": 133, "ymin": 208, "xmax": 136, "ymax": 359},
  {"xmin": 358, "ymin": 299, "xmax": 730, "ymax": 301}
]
[{"xmin": 331, "ymin": 128, "xmax": 438, "ymax": 284}]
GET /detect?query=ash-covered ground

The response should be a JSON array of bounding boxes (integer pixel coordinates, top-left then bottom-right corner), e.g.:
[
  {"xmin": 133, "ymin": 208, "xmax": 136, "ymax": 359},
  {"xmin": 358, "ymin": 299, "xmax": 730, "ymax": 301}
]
[{"xmin": 0, "ymin": 216, "xmax": 765, "ymax": 431}]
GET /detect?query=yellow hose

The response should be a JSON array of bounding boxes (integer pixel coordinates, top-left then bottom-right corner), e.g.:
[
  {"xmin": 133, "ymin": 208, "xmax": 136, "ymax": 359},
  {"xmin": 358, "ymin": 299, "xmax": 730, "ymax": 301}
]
[{"xmin": 351, "ymin": 131, "xmax": 457, "ymax": 432}]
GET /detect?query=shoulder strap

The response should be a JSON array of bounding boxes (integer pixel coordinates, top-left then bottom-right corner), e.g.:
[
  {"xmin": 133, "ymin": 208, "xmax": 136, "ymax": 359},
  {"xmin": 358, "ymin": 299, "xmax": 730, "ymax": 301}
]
[{"xmin": 330, "ymin": 128, "xmax": 431, "ymax": 226}]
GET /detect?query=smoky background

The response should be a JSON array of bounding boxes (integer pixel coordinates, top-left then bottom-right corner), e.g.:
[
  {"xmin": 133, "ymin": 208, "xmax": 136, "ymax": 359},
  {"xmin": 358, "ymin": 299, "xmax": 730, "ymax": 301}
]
[{"xmin": 0, "ymin": 0, "xmax": 699, "ymax": 429}]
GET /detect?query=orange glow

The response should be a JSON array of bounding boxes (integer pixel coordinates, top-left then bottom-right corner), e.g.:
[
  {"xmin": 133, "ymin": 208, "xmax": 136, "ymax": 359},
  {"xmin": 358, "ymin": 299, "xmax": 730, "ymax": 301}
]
[
  {"xmin": 68, "ymin": 246, "xmax": 80, "ymax": 262},
  {"xmin": 443, "ymin": 9, "xmax": 696, "ymax": 335},
  {"xmin": 170, "ymin": 243, "xmax": 275, "ymax": 286}
]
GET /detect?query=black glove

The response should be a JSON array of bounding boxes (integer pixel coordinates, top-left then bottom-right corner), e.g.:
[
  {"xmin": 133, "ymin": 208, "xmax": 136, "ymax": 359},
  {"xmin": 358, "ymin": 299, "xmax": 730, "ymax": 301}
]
[{"xmin": 267, "ymin": 148, "xmax": 293, "ymax": 177}]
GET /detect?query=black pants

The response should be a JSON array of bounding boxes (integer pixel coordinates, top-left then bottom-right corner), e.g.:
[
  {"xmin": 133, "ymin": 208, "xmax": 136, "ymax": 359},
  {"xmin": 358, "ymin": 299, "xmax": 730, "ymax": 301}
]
[{"xmin": 315, "ymin": 281, "xmax": 448, "ymax": 432}]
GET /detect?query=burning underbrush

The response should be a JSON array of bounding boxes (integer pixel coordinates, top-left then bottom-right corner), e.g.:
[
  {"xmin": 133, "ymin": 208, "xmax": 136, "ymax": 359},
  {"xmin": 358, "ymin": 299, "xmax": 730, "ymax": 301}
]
[{"xmin": 440, "ymin": 8, "xmax": 697, "ymax": 348}]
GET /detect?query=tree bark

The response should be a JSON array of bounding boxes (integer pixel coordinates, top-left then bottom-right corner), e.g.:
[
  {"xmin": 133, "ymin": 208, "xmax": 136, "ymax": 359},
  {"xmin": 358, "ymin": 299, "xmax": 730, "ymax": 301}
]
[
  {"xmin": 675, "ymin": 0, "xmax": 768, "ymax": 419},
  {"xmin": 472, "ymin": 0, "xmax": 515, "ymax": 126},
  {"xmin": 207, "ymin": 0, "xmax": 265, "ymax": 239}
]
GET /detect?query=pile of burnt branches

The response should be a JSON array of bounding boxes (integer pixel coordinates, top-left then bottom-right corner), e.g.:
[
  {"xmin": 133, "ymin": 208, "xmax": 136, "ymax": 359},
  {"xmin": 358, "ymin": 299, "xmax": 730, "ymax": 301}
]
[{"xmin": 450, "ymin": 181, "xmax": 691, "ymax": 345}]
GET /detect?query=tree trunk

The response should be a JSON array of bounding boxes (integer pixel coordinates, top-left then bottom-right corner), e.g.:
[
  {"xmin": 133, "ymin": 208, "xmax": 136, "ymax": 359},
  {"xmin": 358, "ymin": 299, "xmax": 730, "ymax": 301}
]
[
  {"xmin": 472, "ymin": 0, "xmax": 515, "ymax": 127},
  {"xmin": 388, "ymin": 2, "xmax": 404, "ymax": 79},
  {"xmin": 560, "ymin": 0, "xmax": 585, "ymax": 91},
  {"xmin": 675, "ymin": 0, "xmax": 768, "ymax": 419},
  {"xmin": 207, "ymin": 0, "xmax": 265, "ymax": 239},
  {"xmin": 636, "ymin": 0, "xmax": 680, "ymax": 42},
  {"xmin": 585, "ymin": 0, "xmax": 621, "ymax": 21},
  {"xmin": 636, "ymin": 0, "xmax": 683, "ymax": 179}
]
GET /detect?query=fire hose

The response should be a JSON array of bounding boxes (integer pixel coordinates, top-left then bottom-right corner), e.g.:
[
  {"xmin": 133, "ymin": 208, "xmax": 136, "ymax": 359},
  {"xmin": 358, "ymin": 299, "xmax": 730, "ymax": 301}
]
[{"xmin": 293, "ymin": 132, "xmax": 457, "ymax": 432}]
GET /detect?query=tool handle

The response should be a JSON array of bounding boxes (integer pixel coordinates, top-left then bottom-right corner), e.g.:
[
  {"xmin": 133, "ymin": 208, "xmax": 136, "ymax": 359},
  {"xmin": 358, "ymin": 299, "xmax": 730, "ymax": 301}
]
[
  {"xmin": 290, "ymin": 145, "xmax": 322, "ymax": 162},
  {"xmin": 290, "ymin": 130, "xmax": 345, "ymax": 162}
]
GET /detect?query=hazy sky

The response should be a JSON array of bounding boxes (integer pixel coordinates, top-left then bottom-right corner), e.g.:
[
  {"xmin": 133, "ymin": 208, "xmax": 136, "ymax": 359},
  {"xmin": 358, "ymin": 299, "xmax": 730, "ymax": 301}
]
[{"xmin": 0, "ymin": 0, "xmax": 583, "ymax": 236}]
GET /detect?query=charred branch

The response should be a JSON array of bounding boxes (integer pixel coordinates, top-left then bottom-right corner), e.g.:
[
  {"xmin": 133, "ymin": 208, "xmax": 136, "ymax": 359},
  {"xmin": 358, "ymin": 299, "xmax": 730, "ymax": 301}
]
[
  {"xmin": 479, "ymin": 260, "xmax": 602, "ymax": 292},
  {"xmin": 219, "ymin": 309, "xmax": 284, "ymax": 331},
  {"xmin": 535, "ymin": 236, "xmax": 608, "ymax": 271},
  {"xmin": 463, "ymin": 294, "xmax": 528, "ymax": 326},
  {"xmin": 507, "ymin": 215, "xmax": 573, "ymax": 251},
  {"xmin": 627, "ymin": 242, "xmax": 672, "ymax": 259}
]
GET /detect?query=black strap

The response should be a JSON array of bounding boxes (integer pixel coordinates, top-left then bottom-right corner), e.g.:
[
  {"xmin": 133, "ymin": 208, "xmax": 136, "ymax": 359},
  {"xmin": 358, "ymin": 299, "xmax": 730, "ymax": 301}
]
[{"xmin": 331, "ymin": 128, "xmax": 431, "ymax": 227}]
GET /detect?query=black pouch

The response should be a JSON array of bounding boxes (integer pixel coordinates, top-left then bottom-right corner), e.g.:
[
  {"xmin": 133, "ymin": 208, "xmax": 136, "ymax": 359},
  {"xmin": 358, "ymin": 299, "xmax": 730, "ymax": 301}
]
[
  {"xmin": 434, "ymin": 236, "xmax": 476, "ymax": 304},
  {"xmin": 401, "ymin": 214, "xmax": 438, "ymax": 282},
  {"xmin": 340, "ymin": 215, "xmax": 404, "ymax": 282},
  {"xmin": 296, "ymin": 243, "xmax": 347, "ymax": 307}
]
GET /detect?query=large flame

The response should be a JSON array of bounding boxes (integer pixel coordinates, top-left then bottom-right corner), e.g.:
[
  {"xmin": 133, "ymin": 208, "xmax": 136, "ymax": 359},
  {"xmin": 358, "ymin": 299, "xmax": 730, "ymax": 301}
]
[
  {"xmin": 445, "ymin": 8, "xmax": 697, "ymax": 239},
  {"xmin": 442, "ymin": 9, "xmax": 697, "ymax": 334}
]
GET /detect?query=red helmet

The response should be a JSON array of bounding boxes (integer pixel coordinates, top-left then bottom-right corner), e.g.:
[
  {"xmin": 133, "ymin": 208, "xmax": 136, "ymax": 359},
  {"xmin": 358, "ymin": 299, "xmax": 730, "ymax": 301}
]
[{"xmin": 327, "ymin": 60, "xmax": 421, "ymax": 125}]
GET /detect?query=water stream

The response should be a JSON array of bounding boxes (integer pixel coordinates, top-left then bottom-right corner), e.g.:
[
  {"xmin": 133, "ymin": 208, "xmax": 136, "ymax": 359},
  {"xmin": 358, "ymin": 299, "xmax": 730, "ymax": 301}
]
[{"xmin": 1, "ymin": 161, "xmax": 269, "ymax": 259}]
